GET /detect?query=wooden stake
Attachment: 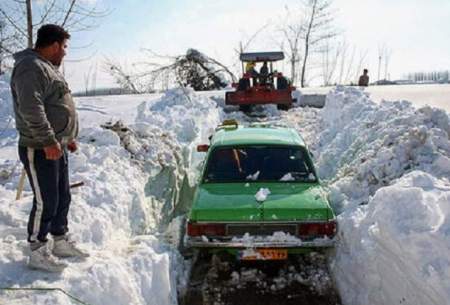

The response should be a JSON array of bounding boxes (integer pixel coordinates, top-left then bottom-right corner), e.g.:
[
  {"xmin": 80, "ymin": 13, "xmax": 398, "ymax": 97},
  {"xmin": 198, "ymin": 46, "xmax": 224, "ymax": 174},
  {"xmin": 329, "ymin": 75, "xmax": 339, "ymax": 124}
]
[
  {"xmin": 16, "ymin": 168, "xmax": 84, "ymax": 200},
  {"xmin": 16, "ymin": 168, "xmax": 26, "ymax": 200}
]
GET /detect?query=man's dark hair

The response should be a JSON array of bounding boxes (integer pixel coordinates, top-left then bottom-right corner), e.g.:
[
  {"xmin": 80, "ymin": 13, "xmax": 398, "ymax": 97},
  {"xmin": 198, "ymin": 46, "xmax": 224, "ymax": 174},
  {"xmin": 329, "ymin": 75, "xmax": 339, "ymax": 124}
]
[
  {"xmin": 363, "ymin": 69, "xmax": 368, "ymax": 74},
  {"xmin": 35, "ymin": 24, "xmax": 70, "ymax": 49}
]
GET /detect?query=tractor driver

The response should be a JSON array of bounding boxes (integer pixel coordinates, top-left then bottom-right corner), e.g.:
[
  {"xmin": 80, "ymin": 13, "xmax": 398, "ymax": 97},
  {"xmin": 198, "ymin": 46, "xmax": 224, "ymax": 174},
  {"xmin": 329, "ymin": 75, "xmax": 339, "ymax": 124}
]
[
  {"xmin": 245, "ymin": 61, "xmax": 259, "ymax": 85},
  {"xmin": 259, "ymin": 61, "xmax": 269, "ymax": 84},
  {"xmin": 245, "ymin": 61, "xmax": 257, "ymax": 75}
]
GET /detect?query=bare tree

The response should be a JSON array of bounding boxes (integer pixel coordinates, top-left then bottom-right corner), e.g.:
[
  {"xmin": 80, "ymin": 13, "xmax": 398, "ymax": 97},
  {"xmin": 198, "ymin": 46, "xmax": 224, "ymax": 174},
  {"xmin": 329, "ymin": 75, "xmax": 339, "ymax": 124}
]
[
  {"xmin": 106, "ymin": 49, "xmax": 235, "ymax": 93},
  {"xmin": 0, "ymin": 13, "xmax": 21, "ymax": 72},
  {"xmin": 25, "ymin": 0, "xmax": 33, "ymax": 48},
  {"xmin": 319, "ymin": 38, "xmax": 341, "ymax": 86},
  {"xmin": 279, "ymin": 11, "xmax": 304, "ymax": 84},
  {"xmin": 105, "ymin": 59, "xmax": 141, "ymax": 94},
  {"xmin": 299, "ymin": 0, "xmax": 337, "ymax": 88},
  {"xmin": 83, "ymin": 62, "xmax": 98, "ymax": 96},
  {"xmin": 232, "ymin": 21, "xmax": 271, "ymax": 77},
  {"xmin": 353, "ymin": 49, "xmax": 368, "ymax": 83},
  {"xmin": 276, "ymin": 5, "xmax": 306, "ymax": 85},
  {"xmin": 376, "ymin": 44, "xmax": 392, "ymax": 81},
  {"xmin": 0, "ymin": 20, "xmax": 14, "ymax": 73},
  {"xmin": 0, "ymin": 0, "xmax": 108, "ymax": 54},
  {"xmin": 336, "ymin": 38, "xmax": 349, "ymax": 84}
]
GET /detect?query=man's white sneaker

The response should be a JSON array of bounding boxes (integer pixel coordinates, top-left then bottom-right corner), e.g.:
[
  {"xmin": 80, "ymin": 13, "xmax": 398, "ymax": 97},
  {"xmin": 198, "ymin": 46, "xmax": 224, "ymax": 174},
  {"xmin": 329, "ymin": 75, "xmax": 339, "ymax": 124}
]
[
  {"xmin": 52, "ymin": 236, "xmax": 89, "ymax": 258},
  {"xmin": 28, "ymin": 243, "xmax": 67, "ymax": 273}
]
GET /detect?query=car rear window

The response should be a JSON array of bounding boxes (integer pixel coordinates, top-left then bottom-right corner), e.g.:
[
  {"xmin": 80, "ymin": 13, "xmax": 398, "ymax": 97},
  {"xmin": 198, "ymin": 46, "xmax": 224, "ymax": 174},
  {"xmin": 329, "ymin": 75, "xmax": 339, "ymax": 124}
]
[{"xmin": 203, "ymin": 146, "xmax": 317, "ymax": 183}]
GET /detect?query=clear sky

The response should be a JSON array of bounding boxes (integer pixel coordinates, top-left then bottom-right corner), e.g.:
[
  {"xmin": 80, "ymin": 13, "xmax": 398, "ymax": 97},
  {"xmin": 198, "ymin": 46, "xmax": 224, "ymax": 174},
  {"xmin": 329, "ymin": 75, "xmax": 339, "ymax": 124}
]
[{"xmin": 64, "ymin": 0, "xmax": 450, "ymax": 91}]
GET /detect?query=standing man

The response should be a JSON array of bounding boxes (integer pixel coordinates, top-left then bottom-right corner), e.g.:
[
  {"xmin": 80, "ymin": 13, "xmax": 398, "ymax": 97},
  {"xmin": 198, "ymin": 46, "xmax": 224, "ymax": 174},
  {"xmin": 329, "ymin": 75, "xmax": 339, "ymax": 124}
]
[
  {"xmin": 11, "ymin": 24, "xmax": 87, "ymax": 273},
  {"xmin": 358, "ymin": 69, "xmax": 370, "ymax": 86}
]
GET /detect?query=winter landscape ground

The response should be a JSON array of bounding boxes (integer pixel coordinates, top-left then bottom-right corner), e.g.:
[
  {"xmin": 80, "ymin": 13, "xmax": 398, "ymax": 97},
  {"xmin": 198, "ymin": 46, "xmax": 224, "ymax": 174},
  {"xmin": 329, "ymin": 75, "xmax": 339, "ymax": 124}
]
[{"xmin": 1, "ymin": 74, "xmax": 450, "ymax": 305}]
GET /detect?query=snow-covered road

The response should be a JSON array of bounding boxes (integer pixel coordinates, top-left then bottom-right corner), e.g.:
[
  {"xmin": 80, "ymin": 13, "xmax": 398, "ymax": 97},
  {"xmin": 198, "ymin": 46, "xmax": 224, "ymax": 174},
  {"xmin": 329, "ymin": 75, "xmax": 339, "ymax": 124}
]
[{"xmin": 1, "ymin": 76, "xmax": 450, "ymax": 305}]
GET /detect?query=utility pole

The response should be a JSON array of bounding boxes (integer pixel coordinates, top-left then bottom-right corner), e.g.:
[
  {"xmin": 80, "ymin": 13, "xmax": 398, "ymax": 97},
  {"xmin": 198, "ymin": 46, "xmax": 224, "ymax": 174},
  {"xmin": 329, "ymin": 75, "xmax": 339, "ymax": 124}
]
[
  {"xmin": 377, "ymin": 55, "xmax": 382, "ymax": 81},
  {"xmin": 377, "ymin": 44, "xmax": 385, "ymax": 81},
  {"xmin": 384, "ymin": 49, "xmax": 391, "ymax": 80}
]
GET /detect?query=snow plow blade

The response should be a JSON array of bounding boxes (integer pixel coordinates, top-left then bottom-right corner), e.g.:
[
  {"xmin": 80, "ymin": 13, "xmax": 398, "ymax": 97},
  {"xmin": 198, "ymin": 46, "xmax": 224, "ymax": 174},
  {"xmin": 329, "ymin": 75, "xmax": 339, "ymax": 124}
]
[{"xmin": 299, "ymin": 94, "xmax": 326, "ymax": 108}]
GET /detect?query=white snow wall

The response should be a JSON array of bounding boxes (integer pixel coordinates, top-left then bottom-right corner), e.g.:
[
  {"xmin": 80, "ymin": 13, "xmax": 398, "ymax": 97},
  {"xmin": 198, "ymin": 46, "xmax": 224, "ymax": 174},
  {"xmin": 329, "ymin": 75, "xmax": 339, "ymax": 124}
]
[
  {"xmin": 132, "ymin": 88, "xmax": 222, "ymax": 231},
  {"xmin": 314, "ymin": 86, "xmax": 450, "ymax": 305}
]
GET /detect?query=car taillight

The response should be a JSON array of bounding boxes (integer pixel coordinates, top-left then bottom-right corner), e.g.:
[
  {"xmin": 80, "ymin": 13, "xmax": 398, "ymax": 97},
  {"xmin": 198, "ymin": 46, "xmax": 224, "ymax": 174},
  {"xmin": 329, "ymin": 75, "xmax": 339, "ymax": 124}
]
[
  {"xmin": 298, "ymin": 220, "xmax": 337, "ymax": 238},
  {"xmin": 187, "ymin": 222, "xmax": 226, "ymax": 237}
]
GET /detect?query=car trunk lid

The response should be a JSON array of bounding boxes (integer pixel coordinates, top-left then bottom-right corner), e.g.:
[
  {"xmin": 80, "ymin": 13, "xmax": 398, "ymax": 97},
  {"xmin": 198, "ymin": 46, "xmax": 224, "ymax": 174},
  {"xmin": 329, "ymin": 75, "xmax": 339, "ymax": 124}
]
[
  {"xmin": 190, "ymin": 183, "xmax": 332, "ymax": 222},
  {"xmin": 191, "ymin": 183, "xmax": 263, "ymax": 221}
]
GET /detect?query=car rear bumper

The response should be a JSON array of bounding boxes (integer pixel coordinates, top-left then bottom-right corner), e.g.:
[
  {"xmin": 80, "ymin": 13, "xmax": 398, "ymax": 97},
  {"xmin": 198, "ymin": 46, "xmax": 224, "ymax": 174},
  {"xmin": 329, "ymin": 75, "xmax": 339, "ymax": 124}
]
[{"xmin": 184, "ymin": 236, "xmax": 335, "ymax": 248}]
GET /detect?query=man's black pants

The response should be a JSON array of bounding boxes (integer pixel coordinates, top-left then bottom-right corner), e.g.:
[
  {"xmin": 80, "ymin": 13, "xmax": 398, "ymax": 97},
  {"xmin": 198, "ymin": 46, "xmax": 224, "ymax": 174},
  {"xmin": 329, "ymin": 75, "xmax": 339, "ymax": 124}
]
[{"xmin": 18, "ymin": 146, "xmax": 71, "ymax": 243}]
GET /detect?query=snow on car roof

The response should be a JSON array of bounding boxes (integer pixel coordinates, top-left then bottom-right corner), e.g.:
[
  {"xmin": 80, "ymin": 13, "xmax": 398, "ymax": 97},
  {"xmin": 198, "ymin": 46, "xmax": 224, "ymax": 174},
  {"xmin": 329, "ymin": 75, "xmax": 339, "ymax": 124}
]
[{"xmin": 211, "ymin": 126, "xmax": 306, "ymax": 148}]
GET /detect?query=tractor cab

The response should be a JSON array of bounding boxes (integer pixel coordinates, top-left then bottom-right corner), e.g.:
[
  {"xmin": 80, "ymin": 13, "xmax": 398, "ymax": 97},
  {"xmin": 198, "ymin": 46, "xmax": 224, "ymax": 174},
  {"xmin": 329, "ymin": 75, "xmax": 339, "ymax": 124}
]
[{"xmin": 226, "ymin": 51, "xmax": 296, "ymax": 111}]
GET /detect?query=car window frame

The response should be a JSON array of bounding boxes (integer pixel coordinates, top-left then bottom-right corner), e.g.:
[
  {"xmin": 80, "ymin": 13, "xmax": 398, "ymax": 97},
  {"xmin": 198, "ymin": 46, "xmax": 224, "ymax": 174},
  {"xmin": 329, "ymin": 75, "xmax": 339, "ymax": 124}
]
[{"xmin": 201, "ymin": 144, "xmax": 318, "ymax": 184}]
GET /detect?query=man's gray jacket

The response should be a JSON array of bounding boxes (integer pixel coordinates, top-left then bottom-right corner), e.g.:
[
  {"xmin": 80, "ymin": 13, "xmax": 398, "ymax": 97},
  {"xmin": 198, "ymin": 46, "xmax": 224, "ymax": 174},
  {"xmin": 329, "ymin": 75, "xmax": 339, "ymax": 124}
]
[{"xmin": 11, "ymin": 49, "xmax": 78, "ymax": 148}]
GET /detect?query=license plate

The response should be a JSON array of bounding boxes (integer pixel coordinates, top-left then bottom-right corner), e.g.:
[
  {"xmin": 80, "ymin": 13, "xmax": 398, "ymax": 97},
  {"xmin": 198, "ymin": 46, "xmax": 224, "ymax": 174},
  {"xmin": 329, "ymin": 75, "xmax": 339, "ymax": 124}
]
[{"xmin": 239, "ymin": 248, "xmax": 288, "ymax": 261}]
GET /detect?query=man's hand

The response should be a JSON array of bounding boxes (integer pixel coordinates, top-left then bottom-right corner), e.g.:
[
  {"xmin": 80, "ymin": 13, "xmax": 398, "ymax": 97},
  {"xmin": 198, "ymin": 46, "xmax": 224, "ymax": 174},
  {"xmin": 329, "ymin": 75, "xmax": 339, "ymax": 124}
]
[
  {"xmin": 43, "ymin": 143, "xmax": 63, "ymax": 160},
  {"xmin": 67, "ymin": 141, "xmax": 78, "ymax": 153}
]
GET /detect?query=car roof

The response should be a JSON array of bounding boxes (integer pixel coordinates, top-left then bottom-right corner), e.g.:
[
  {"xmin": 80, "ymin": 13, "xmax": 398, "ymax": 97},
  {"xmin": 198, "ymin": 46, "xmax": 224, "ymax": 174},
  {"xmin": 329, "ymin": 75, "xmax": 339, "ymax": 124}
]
[
  {"xmin": 210, "ymin": 125, "xmax": 306, "ymax": 148},
  {"xmin": 240, "ymin": 52, "xmax": 284, "ymax": 62}
]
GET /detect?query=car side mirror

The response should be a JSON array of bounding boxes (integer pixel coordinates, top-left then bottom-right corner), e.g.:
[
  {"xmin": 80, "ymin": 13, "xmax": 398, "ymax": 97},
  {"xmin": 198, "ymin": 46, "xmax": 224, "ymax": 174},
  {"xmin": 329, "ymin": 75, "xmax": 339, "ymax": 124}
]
[{"xmin": 197, "ymin": 144, "xmax": 209, "ymax": 152}]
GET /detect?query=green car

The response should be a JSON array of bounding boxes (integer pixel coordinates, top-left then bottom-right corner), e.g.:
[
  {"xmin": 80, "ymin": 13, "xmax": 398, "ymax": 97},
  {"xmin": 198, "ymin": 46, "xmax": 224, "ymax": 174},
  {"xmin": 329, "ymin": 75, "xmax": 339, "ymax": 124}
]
[{"xmin": 185, "ymin": 120, "xmax": 336, "ymax": 260}]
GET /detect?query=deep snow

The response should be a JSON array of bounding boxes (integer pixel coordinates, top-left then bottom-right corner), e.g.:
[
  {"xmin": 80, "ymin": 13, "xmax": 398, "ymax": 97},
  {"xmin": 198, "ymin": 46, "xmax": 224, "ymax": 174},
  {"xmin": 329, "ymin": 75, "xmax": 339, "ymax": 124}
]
[
  {"xmin": 314, "ymin": 87, "xmax": 450, "ymax": 305},
  {"xmin": 1, "ymin": 74, "xmax": 449, "ymax": 305}
]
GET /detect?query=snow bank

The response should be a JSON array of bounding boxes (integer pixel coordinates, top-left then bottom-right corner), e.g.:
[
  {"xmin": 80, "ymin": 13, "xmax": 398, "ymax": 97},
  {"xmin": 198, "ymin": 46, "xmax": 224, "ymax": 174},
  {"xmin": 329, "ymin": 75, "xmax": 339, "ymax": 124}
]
[
  {"xmin": 0, "ymin": 126, "xmax": 181, "ymax": 305},
  {"xmin": 335, "ymin": 171, "xmax": 450, "ymax": 305},
  {"xmin": 318, "ymin": 86, "xmax": 450, "ymax": 212},
  {"xmin": 133, "ymin": 87, "xmax": 222, "ymax": 227},
  {"xmin": 0, "ymin": 87, "xmax": 223, "ymax": 305},
  {"xmin": 312, "ymin": 86, "xmax": 450, "ymax": 305}
]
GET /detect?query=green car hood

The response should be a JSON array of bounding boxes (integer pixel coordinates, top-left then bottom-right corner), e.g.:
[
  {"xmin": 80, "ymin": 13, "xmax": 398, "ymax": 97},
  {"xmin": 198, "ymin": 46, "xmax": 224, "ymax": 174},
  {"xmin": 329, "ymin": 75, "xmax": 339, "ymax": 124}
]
[{"xmin": 190, "ymin": 182, "xmax": 332, "ymax": 222}]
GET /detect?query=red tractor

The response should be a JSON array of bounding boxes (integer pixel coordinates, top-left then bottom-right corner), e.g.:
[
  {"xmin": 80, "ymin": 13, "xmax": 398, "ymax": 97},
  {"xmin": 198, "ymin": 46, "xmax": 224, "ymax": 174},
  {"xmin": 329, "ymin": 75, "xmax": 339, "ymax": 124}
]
[{"xmin": 225, "ymin": 52, "xmax": 296, "ymax": 111}]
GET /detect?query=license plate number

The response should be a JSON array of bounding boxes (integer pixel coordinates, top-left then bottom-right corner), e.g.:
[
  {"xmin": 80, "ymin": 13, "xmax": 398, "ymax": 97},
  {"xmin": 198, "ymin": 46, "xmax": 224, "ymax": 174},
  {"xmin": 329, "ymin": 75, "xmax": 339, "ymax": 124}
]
[{"xmin": 239, "ymin": 249, "xmax": 288, "ymax": 261}]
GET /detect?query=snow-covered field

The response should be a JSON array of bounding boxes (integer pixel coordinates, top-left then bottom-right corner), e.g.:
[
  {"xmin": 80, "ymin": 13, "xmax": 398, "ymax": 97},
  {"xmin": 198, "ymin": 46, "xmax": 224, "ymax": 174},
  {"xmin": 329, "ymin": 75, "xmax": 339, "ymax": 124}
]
[
  {"xmin": 1, "ymin": 75, "xmax": 449, "ymax": 305},
  {"xmin": 301, "ymin": 84, "xmax": 450, "ymax": 113}
]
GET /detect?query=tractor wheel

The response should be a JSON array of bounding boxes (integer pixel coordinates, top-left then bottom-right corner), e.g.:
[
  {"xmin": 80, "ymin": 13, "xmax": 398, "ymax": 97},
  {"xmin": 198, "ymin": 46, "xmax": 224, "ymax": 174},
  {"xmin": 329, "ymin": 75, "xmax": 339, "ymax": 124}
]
[
  {"xmin": 237, "ymin": 78, "xmax": 250, "ymax": 90},
  {"xmin": 277, "ymin": 104, "xmax": 291, "ymax": 111},
  {"xmin": 277, "ymin": 76, "xmax": 288, "ymax": 90},
  {"xmin": 239, "ymin": 105, "xmax": 252, "ymax": 112}
]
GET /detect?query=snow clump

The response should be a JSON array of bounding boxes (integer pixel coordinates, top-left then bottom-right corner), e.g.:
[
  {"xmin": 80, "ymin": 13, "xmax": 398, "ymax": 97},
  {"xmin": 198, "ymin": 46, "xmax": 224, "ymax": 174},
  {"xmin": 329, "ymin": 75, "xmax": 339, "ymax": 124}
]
[{"xmin": 255, "ymin": 187, "xmax": 271, "ymax": 202}]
